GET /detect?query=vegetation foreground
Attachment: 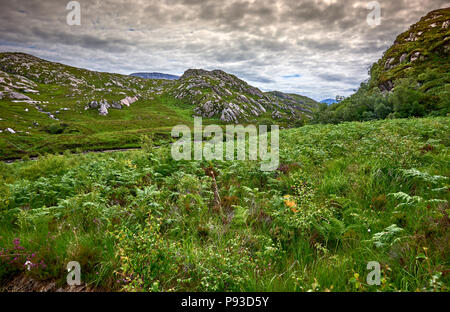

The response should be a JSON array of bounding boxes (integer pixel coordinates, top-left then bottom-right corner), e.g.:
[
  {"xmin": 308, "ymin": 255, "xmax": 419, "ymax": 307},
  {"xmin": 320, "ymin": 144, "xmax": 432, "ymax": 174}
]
[{"xmin": 0, "ymin": 117, "xmax": 449, "ymax": 292}]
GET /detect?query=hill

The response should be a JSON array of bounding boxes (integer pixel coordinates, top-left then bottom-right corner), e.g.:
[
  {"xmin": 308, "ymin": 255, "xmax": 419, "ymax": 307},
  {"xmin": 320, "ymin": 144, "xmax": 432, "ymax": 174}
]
[
  {"xmin": 0, "ymin": 53, "xmax": 318, "ymax": 160},
  {"xmin": 373, "ymin": 8, "xmax": 450, "ymax": 93},
  {"xmin": 314, "ymin": 8, "xmax": 450, "ymax": 124},
  {"xmin": 172, "ymin": 69, "xmax": 318, "ymax": 124}
]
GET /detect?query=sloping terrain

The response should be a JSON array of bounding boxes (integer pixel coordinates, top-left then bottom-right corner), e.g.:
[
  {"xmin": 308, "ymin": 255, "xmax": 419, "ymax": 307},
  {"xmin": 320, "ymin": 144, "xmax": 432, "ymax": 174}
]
[
  {"xmin": 0, "ymin": 53, "xmax": 318, "ymax": 160},
  {"xmin": 373, "ymin": 8, "xmax": 450, "ymax": 94},
  {"xmin": 172, "ymin": 69, "xmax": 317, "ymax": 124},
  {"xmin": 314, "ymin": 8, "xmax": 450, "ymax": 124}
]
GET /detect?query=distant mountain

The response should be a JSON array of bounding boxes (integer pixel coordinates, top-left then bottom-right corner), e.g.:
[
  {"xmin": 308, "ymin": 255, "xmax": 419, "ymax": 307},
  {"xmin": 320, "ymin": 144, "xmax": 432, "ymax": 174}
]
[
  {"xmin": 320, "ymin": 99, "xmax": 337, "ymax": 105},
  {"xmin": 130, "ymin": 72, "xmax": 179, "ymax": 80}
]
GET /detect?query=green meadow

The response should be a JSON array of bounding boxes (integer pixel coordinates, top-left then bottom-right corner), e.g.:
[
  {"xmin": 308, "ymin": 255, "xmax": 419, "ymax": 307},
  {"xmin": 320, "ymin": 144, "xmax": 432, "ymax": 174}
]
[{"xmin": 1, "ymin": 117, "xmax": 448, "ymax": 291}]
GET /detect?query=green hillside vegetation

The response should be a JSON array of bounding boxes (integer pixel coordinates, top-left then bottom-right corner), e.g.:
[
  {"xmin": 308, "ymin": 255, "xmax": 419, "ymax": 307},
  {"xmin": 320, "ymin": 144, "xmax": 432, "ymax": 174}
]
[
  {"xmin": 0, "ymin": 53, "xmax": 318, "ymax": 161},
  {"xmin": 0, "ymin": 8, "xmax": 449, "ymax": 293},
  {"xmin": 314, "ymin": 8, "xmax": 450, "ymax": 124},
  {"xmin": 0, "ymin": 117, "xmax": 448, "ymax": 291}
]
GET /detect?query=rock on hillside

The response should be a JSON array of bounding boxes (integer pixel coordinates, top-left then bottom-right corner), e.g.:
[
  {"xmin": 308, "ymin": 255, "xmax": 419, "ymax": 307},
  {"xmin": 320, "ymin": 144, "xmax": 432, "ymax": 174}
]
[
  {"xmin": 371, "ymin": 7, "xmax": 450, "ymax": 92},
  {"xmin": 0, "ymin": 52, "xmax": 161, "ymax": 117},
  {"xmin": 171, "ymin": 69, "xmax": 318, "ymax": 123},
  {"xmin": 0, "ymin": 70, "xmax": 38, "ymax": 100},
  {"xmin": 0, "ymin": 52, "xmax": 318, "ymax": 124},
  {"xmin": 266, "ymin": 91, "xmax": 317, "ymax": 117},
  {"xmin": 0, "ymin": 52, "xmax": 155, "ymax": 99}
]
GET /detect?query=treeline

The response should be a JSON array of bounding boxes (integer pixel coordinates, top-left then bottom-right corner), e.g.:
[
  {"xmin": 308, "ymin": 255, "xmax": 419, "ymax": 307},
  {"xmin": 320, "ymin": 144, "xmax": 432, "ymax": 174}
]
[{"xmin": 313, "ymin": 66, "xmax": 449, "ymax": 124}]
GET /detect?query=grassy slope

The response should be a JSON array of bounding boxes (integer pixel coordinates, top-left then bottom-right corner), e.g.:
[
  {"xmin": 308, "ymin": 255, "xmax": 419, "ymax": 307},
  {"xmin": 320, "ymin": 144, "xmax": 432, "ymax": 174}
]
[
  {"xmin": 373, "ymin": 8, "xmax": 450, "ymax": 91},
  {"xmin": 0, "ymin": 117, "xmax": 448, "ymax": 292},
  {"xmin": 0, "ymin": 52, "xmax": 194, "ymax": 159},
  {"xmin": 0, "ymin": 94, "xmax": 192, "ymax": 159},
  {"xmin": 315, "ymin": 8, "xmax": 450, "ymax": 123},
  {"xmin": 0, "ymin": 53, "xmax": 318, "ymax": 160}
]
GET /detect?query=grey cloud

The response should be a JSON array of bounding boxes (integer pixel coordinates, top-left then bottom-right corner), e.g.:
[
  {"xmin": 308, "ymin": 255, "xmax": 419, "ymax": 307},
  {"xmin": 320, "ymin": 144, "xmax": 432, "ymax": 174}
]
[
  {"xmin": 0, "ymin": 0, "xmax": 448, "ymax": 100},
  {"xmin": 317, "ymin": 72, "xmax": 361, "ymax": 85}
]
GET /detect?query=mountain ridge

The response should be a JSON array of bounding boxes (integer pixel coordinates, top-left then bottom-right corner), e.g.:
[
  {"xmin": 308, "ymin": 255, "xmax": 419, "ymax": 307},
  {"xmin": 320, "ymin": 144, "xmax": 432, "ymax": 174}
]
[
  {"xmin": 130, "ymin": 72, "xmax": 180, "ymax": 80},
  {"xmin": 314, "ymin": 7, "xmax": 450, "ymax": 124},
  {"xmin": 0, "ymin": 52, "xmax": 318, "ymax": 159}
]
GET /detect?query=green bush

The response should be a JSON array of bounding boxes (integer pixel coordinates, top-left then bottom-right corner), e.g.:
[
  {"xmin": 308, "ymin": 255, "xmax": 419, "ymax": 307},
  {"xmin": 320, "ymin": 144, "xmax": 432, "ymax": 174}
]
[{"xmin": 46, "ymin": 123, "xmax": 67, "ymax": 134}]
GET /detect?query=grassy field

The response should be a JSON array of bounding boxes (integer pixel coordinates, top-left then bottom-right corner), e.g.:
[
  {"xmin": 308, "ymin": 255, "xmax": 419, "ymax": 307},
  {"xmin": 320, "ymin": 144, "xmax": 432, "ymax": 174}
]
[
  {"xmin": 0, "ymin": 91, "xmax": 295, "ymax": 161},
  {"xmin": 0, "ymin": 117, "xmax": 448, "ymax": 292},
  {"xmin": 0, "ymin": 93, "xmax": 193, "ymax": 160},
  {"xmin": 0, "ymin": 53, "xmax": 313, "ymax": 161}
]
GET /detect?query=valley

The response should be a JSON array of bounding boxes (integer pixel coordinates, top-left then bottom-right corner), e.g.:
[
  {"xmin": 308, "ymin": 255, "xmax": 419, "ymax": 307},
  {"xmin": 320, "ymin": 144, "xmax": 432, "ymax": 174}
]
[{"xmin": 0, "ymin": 6, "xmax": 448, "ymax": 293}]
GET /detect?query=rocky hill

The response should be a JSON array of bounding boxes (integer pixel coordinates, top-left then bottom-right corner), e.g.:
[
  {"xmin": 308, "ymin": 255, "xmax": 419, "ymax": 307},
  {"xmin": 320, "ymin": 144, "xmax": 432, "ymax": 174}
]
[
  {"xmin": 314, "ymin": 8, "xmax": 450, "ymax": 124},
  {"xmin": 372, "ymin": 8, "xmax": 450, "ymax": 94},
  {"xmin": 171, "ymin": 69, "xmax": 317, "ymax": 123},
  {"xmin": 0, "ymin": 53, "xmax": 317, "ymax": 123},
  {"xmin": 0, "ymin": 52, "xmax": 317, "ymax": 159}
]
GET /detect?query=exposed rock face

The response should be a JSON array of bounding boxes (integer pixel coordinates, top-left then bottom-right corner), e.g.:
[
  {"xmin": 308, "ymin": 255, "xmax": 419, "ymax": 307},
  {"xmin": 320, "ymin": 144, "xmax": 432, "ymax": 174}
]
[
  {"xmin": 98, "ymin": 100, "xmax": 110, "ymax": 116},
  {"xmin": 379, "ymin": 80, "xmax": 394, "ymax": 92},
  {"xmin": 85, "ymin": 96, "xmax": 136, "ymax": 115},
  {"xmin": 410, "ymin": 52, "xmax": 421, "ymax": 62},
  {"xmin": 89, "ymin": 100, "xmax": 99, "ymax": 109},
  {"xmin": 272, "ymin": 111, "xmax": 283, "ymax": 119},
  {"xmin": 385, "ymin": 58, "xmax": 396, "ymax": 70},
  {"xmin": 374, "ymin": 8, "xmax": 450, "ymax": 93},
  {"xmin": 110, "ymin": 101, "xmax": 122, "ymax": 109},
  {"xmin": 399, "ymin": 53, "xmax": 408, "ymax": 63},
  {"xmin": 120, "ymin": 96, "xmax": 138, "ymax": 107},
  {"xmin": 172, "ymin": 69, "xmax": 318, "ymax": 123},
  {"xmin": 7, "ymin": 91, "xmax": 31, "ymax": 100}
]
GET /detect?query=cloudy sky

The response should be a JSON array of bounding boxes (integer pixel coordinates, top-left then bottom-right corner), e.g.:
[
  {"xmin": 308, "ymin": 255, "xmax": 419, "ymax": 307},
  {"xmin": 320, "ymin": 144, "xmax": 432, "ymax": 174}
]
[{"xmin": 0, "ymin": 0, "xmax": 448, "ymax": 100}]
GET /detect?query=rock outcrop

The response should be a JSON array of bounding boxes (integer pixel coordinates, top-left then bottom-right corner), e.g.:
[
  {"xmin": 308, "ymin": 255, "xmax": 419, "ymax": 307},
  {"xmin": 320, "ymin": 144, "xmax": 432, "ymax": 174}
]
[
  {"xmin": 373, "ymin": 8, "xmax": 450, "ymax": 93},
  {"xmin": 172, "ymin": 69, "xmax": 318, "ymax": 123},
  {"xmin": 85, "ymin": 96, "xmax": 138, "ymax": 115}
]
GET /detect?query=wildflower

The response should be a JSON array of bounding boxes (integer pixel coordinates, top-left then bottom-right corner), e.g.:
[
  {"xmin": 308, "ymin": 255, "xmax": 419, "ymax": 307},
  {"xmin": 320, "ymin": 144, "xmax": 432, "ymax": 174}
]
[
  {"xmin": 39, "ymin": 260, "xmax": 47, "ymax": 269},
  {"xmin": 284, "ymin": 196, "xmax": 300, "ymax": 213},
  {"xmin": 285, "ymin": 200, "xmax": 296, "ymax": 208},
  {"xmin": 13, "ymin": 238, "xmax": 21, "ymax": 249},
  {"xmin": 24, "ymin": 260, "xmax": 33, "ymax": 271}
]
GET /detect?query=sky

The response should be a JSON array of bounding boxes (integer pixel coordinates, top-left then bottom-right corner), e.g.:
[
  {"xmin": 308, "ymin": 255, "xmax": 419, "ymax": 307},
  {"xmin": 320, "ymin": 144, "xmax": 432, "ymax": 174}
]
[{"xmin": 0, "ymin": 0, "xmax": 449, "ymax": 101}]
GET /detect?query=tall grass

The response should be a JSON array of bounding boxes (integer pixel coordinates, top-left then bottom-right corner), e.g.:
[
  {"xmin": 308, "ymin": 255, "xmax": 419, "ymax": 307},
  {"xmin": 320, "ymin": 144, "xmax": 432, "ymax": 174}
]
[{"xmin": 0, "ymin": 117, "xmax": 448, "ymax": 291}]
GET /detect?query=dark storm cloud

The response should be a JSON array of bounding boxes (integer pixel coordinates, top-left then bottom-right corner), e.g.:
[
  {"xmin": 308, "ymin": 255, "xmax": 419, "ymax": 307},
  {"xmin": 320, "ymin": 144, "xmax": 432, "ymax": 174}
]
[
  {"xmin": 0, "ymin": 0, "xmax": 448, "ymax": 100},
  {"xmin": 317, "ymin": 72, "xmax": 360, "ymax": 85}
]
